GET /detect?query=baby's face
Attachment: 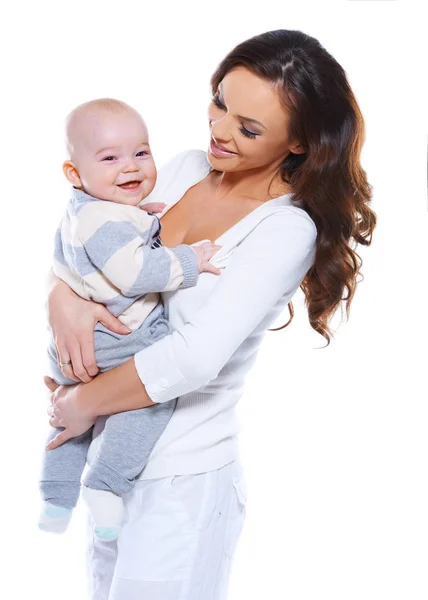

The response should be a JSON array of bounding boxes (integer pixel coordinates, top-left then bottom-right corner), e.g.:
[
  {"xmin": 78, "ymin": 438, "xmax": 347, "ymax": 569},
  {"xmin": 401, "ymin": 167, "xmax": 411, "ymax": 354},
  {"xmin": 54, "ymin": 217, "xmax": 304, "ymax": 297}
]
[{"xmin": 70, "ymin": 110, "xmax": 157, "ymax": 205}]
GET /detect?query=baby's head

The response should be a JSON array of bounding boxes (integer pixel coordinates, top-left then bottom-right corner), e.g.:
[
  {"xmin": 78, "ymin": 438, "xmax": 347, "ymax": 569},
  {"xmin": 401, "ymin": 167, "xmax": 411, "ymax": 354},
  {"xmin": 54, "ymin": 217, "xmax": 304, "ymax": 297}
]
[{"xmin": 63, "ymin": 98, "xmax": 156, "ymax": 206}]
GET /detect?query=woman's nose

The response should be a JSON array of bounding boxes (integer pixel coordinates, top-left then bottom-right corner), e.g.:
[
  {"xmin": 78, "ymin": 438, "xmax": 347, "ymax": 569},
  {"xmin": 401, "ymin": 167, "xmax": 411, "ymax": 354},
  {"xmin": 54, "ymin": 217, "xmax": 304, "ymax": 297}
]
[{"xmin": 210, "ymin": 116, "xmax": 232, "ymax": 144}]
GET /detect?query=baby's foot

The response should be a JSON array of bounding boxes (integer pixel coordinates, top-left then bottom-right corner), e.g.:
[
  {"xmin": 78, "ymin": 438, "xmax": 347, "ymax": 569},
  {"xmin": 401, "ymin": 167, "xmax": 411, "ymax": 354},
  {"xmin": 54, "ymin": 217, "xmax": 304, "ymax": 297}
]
[
  {"xmin": 38, "ymin": 501, "xmax": 73, "ymax": 534},
  {"xmin": 81, "ymin": 486, "xmax": 124, "ymax": 541}
]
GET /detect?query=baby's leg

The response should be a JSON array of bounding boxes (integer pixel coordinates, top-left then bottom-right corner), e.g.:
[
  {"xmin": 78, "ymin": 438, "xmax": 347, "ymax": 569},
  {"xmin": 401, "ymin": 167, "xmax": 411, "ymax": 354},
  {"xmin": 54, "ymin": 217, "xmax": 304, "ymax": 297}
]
[
  {"xmin": 38, "ymin": 354, "xmax": 93, "ymax": 533},
  {"xmin": 82, "ymin": 400, "xmax": 176, "ymax": 540},
  {"xmin": 39, "ymin": 427, "xmax": 93, "ymax": 533}
]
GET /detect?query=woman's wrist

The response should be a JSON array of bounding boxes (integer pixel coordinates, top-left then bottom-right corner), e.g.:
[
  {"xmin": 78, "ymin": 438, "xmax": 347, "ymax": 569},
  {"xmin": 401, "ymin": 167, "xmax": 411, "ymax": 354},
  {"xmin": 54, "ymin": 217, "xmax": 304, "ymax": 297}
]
[
  {"xmin": 75, "ymin": 380, "xmax": 101, "ymax": 421},
  {"xmin": 76, "ymin": 358, "xmax": 156, "ymax": 418}
]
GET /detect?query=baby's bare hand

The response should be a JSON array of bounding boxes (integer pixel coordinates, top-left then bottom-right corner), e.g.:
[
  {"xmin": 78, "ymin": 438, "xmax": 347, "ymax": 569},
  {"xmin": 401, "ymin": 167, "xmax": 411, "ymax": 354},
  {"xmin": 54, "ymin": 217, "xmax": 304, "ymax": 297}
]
[
  {"xmin": 139, "ymin": 202, "xmax": 167, "ymax": 214},
  {"xmin": 191, "ymin": 242, "xmax": 222, "ymax": 276}
]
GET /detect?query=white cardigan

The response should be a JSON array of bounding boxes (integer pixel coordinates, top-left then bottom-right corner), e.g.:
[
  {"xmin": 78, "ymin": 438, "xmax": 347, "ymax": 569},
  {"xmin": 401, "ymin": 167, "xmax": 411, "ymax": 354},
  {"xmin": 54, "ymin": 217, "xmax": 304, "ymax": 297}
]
[{"xmin": 87, "ymin": 149, "xmax": 318, "ymax": 479}]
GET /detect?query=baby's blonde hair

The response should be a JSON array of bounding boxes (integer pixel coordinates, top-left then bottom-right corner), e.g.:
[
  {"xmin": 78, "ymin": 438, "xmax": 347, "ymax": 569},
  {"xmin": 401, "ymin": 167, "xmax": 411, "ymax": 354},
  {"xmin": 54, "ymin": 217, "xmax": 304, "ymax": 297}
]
[{"xmin": 65, "ymin": 98, "xmax": 141, "ymax": 158}]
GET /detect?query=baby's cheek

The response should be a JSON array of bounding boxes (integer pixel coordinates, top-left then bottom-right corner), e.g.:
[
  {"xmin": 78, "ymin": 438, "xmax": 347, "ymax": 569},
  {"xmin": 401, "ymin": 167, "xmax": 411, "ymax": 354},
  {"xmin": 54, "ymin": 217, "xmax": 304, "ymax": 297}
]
[
  {"xmin": 144, "ymin": 162, "xmax": 158, "ymax": 190},
  {"xmin": 146, "ymin": 161, "xmax": 157, "ymax": 180}
]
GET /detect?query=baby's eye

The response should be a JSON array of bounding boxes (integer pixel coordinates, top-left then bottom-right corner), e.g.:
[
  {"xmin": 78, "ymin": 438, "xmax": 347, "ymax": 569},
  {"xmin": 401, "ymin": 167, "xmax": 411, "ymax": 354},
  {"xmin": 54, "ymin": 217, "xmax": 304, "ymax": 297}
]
[
  {"xmin": 102, "ymin": 156, "xmax": 115, "ymax": 161},
  {"xmin": 136, "ymin": 151, "xmax": 147, "ymax": 157}
]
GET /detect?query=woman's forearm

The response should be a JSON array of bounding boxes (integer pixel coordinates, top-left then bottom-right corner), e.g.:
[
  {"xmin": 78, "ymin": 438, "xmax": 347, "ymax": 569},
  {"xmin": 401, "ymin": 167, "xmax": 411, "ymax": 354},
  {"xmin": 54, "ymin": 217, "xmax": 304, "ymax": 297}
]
[{"xmin": 78, "ymin": 357, "xmax": 156, "ymax": 419}]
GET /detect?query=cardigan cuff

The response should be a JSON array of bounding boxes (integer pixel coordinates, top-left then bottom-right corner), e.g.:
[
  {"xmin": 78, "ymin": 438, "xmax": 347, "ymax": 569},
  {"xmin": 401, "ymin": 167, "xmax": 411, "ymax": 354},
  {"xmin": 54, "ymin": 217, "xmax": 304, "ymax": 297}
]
[{"xmin": 134, "ymin": 335, "xmax": 188, "ymax": 403}]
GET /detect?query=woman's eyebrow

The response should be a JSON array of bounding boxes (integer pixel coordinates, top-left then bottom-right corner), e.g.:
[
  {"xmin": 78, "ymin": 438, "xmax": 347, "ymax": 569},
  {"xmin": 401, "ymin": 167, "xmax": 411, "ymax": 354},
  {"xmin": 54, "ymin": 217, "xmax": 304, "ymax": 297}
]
[
  {"xmin": 218, "ymin": 84, "xmax": 267, "ymax": 130},
  {"xmin": 237, "ymin": 114, "xmax": 267, "ymax": 130}
]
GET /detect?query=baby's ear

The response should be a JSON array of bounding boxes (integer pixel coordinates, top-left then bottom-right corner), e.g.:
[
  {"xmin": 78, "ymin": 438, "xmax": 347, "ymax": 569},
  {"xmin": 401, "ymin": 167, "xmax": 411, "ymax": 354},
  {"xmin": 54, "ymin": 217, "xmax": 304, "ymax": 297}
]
[{"xmin": 62, "ymin": 160, "xmax": 82, "ymax": 187}]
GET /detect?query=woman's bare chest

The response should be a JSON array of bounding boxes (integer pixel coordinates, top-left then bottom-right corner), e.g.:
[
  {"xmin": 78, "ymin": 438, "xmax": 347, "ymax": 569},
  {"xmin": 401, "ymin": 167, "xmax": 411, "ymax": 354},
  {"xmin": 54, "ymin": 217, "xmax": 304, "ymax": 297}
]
[{"xmin": 159, "ymin": 178, "xmax": 264, "ymax": 247}]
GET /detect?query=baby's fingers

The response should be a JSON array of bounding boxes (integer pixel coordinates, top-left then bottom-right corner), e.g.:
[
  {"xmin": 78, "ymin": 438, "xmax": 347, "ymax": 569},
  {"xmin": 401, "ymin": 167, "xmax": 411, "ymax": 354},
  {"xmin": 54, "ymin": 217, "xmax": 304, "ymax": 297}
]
[
  {"xmin": 201, "ymin": 263, "xmax": 222, "ymax": 276},
  {"xmin": 204, "ymin": 244, "xmax": 222, "ymax": 259},
  {"xmin": 139, "ymin": 202, "xmax": 167, "ymax": 213}
]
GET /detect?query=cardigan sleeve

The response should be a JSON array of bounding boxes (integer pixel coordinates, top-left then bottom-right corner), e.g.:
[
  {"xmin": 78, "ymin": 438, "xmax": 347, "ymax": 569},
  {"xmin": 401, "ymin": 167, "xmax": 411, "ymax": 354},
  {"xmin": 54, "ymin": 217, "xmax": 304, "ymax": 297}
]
[{"xmin": 134, "ymin": 208, "xmax": 317, "ymax": 403}]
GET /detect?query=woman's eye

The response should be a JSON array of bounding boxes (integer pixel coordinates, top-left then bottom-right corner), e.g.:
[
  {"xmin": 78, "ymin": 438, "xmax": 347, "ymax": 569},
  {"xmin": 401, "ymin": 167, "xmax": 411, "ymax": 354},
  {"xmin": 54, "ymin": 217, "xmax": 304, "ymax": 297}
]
[
  {"xmin": 102, "ymin": 156, "xmax": 115, "ymax": 161},
  {"xmin": 211, "ymin": 94, "xmax": 259, "ymax": 140},
  {"xmin": 240, "ymin": 126, "xmax": 258, "ymax": 140},
  {"xmin": 212, "ymin": 95, "xmax": 226, "ymax": 110},
  {"xmin": 136, "ymin": 151, "xmax": 147, "ymax": 157}
]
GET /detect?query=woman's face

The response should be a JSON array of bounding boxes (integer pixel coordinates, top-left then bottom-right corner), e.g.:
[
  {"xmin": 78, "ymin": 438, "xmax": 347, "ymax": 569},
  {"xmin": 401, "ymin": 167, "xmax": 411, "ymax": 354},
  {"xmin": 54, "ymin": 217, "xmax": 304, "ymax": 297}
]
[{"xmin": 207, "ymin": 66, "xmax": 302, "ymax": 172}]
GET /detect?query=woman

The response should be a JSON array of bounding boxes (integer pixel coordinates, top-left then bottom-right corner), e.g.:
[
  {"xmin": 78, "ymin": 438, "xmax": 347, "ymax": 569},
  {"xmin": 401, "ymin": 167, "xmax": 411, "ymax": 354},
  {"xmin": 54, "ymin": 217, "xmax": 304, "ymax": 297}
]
[{"xmin": 45, "ymin": 29, "xmax": 376, "ymax": 599}]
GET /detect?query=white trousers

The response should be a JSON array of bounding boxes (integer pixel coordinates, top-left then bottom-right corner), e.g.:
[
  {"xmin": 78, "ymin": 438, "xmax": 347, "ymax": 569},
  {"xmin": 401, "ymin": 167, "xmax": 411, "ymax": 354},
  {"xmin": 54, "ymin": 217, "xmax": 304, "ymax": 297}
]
[{"xmin": 86, "ymin": 460, "xmax": 247, "ymax": 600}]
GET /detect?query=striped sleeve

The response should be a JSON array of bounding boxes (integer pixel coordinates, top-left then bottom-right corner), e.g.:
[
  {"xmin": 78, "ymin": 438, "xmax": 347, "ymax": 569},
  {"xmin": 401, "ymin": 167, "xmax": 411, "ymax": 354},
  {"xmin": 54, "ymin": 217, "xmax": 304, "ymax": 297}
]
[{"xmin": 75, "ymin": 202, "xmax": 199, "ymax": 297}]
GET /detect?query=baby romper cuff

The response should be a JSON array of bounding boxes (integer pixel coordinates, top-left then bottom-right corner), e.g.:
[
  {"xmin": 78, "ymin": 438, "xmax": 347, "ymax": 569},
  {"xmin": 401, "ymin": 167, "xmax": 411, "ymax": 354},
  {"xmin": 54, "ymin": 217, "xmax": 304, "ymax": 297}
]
[{"xmin": 171, "ymin": 245, "xmax": 198, "ymax": 288}]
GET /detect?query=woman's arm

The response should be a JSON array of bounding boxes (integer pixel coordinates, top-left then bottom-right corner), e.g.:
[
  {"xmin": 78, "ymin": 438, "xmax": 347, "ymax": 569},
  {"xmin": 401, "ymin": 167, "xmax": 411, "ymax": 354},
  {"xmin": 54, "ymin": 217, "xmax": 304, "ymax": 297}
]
[
  {"xmin": 45, "ymin": 358, "xmax": 155, "ymax": 449},
  {"xmin": 47, "ymin": 272, "xmax": 132, "ymax": 382},
  {"xmin": 47, "ymin": 208, "xmax": 317, "ymax": 448},
  {"xmin": 133, "ymin": 208, "xmax": 317, "ymax": 403}
]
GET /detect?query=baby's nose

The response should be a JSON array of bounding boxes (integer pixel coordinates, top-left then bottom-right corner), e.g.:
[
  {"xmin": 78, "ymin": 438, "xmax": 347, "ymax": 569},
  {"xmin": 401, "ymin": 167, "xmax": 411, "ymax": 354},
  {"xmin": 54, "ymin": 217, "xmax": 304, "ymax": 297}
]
[{"xmin": 123, "ymin": 159, "xmax": 139, "ymax": 172}]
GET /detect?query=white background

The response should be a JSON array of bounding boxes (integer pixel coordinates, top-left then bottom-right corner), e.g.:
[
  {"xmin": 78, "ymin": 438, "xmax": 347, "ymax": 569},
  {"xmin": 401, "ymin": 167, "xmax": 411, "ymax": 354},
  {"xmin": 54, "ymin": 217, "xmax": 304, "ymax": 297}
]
[{"xmin": 1, "ymin": 1, "xmax": 427, "ymax": 598}]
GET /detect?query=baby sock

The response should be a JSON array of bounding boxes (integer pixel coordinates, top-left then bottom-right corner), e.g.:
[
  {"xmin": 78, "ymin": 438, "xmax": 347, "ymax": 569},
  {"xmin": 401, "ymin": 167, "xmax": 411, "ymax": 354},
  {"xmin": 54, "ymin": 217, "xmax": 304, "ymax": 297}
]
[
  {"xmin": 38, "ymin": 501, "xmax": 73, "ymax": 534},
  {"xmin": 81, "ymin": 486, "xmax": 124, "ymax": 541}
]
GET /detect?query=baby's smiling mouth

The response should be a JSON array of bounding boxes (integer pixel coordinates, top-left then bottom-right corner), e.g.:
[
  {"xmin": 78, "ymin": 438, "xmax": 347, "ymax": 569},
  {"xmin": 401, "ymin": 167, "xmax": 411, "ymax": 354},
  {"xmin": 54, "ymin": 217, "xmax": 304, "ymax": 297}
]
[{"xmin": 117, "ymin": 180, "xmax": 142, "ymax": 190}]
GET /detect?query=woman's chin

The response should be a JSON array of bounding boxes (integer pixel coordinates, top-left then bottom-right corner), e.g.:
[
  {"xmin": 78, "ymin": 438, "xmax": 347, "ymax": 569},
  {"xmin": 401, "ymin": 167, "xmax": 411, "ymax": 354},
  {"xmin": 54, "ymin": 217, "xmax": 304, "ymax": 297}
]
[
  {"xmin": 206, "ymin": 152, "xmax": 217, "ymax": 168},
  {"xmin": 206, "ymin": 150, "xmax": 239, "ymax": 171}
]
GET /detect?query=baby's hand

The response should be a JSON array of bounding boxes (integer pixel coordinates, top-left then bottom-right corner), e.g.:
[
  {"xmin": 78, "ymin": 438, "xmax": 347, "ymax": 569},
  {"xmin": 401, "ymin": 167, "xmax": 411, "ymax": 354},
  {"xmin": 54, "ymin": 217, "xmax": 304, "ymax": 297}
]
[
  {"xmin": 139, "ymin": 202, "xmax": 167, "ymax": 214},
  {"xmin": 191, "ymin": 241, "xmax": 222, "ymax": 276}
]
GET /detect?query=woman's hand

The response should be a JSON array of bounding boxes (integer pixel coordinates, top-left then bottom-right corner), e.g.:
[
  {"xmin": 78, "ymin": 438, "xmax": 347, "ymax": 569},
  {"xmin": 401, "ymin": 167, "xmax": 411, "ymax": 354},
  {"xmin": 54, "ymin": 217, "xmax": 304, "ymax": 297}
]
[
  {"xmin": 48, "ymin": 274, "xmax": 131, "ymax": 383},
  {"xmin": 44, "ymin": 376, "xmax": 96, "ymax": 449}
]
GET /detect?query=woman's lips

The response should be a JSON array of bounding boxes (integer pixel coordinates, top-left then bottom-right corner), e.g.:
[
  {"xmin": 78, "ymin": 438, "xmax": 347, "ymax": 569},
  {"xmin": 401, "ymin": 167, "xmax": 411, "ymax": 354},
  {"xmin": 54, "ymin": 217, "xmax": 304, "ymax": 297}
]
[
  {"xmin": 209, "ymin": 137, "xmax": 238, "ymax": 158},
  {"xmin": 118, "ymin": 180, "xmax": 142, "ymax": 192}
]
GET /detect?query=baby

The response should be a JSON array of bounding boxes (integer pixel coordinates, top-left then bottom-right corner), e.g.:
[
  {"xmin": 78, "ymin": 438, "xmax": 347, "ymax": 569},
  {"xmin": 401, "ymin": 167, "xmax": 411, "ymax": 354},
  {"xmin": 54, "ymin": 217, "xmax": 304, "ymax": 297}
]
[{"xmin": 39, "ymin": 98, "xmax": 220, "ymax": 540}]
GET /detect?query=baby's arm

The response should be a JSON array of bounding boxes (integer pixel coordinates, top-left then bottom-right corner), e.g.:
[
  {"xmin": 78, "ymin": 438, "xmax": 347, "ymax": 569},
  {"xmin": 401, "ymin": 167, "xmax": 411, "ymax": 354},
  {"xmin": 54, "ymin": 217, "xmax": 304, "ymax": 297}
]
[{"xmin": 76, "ymin": 202, "xmax": 218, "ymax": 297}]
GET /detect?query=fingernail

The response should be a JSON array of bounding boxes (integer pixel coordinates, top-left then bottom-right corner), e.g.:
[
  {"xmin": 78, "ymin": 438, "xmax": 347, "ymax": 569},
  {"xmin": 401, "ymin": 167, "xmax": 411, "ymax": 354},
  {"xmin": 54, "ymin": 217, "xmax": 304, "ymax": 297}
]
[{"xmin": 120, "ymin": 326, "xmax": 132, "ymax": 333}]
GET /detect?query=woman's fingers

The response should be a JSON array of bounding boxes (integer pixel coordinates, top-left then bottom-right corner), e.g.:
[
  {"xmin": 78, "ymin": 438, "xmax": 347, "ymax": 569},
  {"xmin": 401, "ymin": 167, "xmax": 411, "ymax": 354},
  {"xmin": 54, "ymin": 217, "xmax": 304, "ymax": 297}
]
[
  {"xmin": 80, "ymin": 333, "xmax": 99, "ymax": 378},
  {"xmin": 96, "ymin": 305, "xmax": 131, "ymax": 335},
  {"xmin": 66, "ymin": 340, "xmax": 92, "ymax": 383},
  {"xmin": 43, "ymin": 380, "xmax": 94, "ymax": 444},
  {"xmin": 49, "ymin": 414, "xmax": 63, "ymax": 428},
  {"xmin": 46, "ymin": 429, "xmax": 72, "ymax": 450},
  {"xmin": 44, "ymin": 376, "xmax": 59, "ymax": 392},
  {"xmin": 56, "ymin": 340, "xmax": 81, "ymax": 382},
  {"xmin": 47, "ymin": 402, "xmax": 63, "ymax": 427}
]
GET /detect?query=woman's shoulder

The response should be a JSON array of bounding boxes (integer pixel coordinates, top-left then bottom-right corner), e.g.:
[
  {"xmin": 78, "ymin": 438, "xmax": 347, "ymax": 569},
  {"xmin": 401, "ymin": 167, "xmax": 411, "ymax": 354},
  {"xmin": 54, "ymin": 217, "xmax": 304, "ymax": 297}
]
[
  {"xmin": 283, "ymin": 202, "xmax": 318, "ymax": 238},
  {"xmin": 258, "ymin": 197, "xmax": 317, "ymax": 241},
  {"xmin": 240, "ymin": 201, "xmax": 318, "ymax": 261}
]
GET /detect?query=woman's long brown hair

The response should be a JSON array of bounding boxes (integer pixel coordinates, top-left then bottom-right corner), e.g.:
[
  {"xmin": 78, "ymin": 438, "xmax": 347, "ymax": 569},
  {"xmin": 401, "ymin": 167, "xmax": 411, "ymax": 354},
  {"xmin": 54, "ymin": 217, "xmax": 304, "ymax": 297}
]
[{"xmin": 211, "ymin": 29, "xmax": 376, "ymax": 345}]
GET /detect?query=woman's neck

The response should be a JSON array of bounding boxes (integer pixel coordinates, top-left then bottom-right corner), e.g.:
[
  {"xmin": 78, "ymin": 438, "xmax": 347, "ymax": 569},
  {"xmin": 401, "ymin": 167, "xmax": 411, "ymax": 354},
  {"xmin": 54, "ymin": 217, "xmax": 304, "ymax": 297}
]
[{"xmin": 208, "ymin": 164, "xmax": 292, "ymax": 203}]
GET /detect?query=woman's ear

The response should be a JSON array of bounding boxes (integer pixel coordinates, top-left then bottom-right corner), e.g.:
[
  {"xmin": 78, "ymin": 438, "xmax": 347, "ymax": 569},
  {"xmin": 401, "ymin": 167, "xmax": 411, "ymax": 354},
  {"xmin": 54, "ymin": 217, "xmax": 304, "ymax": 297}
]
[
  {"xmin": 289, "ymin": 142, "xmax": 306, "ymax": 155},
  {"xmin": 62, "ymin": 161, "xmax": 82, "ymax": 187}
]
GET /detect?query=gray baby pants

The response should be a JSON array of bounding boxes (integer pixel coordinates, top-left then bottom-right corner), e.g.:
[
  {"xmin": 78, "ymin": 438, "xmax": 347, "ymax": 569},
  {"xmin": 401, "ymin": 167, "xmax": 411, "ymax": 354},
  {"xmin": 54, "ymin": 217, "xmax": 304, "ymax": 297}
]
[{"xmin": 39, "ymin": 305, "xmax": 176, "ymax": 509}]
